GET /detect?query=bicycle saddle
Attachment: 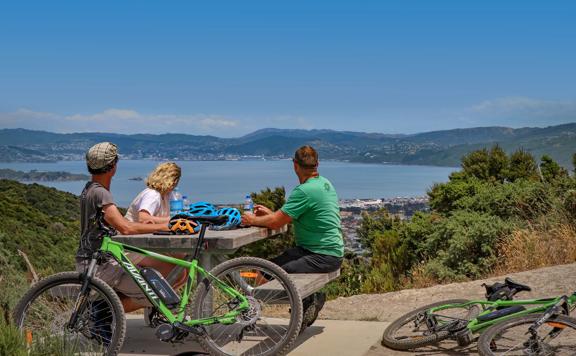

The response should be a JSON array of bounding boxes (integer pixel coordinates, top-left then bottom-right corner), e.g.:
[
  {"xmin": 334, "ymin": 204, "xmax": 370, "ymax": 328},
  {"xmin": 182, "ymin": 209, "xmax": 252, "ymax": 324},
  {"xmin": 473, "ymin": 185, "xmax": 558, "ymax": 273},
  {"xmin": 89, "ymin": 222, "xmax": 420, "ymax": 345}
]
[
  {"xmin": 172, "ymin": 214, "xmax": 228, "ymax": 226},
  {"xmin": 505, "ymin": 277, "xmax": 531, "ymax": 292}
]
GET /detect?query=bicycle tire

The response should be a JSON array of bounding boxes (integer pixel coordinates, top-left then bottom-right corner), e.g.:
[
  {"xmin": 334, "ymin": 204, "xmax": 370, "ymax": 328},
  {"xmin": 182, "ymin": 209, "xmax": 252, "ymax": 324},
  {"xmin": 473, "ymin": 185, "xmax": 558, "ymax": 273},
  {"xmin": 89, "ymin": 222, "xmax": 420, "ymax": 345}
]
[
  {"xmin": 382, "ymin": 298, "xmax": 477, "ymax": 350},
  {"xmin": 191, "ymin": 256, "xmax": 303, "ymax": 356},
  {"xmin": 478, "ymin": 313, "xmax": 576, "ymax": 355},
  {"xmin": 13, "ymin": 271, "xmax": 126, "ymax": 356}
]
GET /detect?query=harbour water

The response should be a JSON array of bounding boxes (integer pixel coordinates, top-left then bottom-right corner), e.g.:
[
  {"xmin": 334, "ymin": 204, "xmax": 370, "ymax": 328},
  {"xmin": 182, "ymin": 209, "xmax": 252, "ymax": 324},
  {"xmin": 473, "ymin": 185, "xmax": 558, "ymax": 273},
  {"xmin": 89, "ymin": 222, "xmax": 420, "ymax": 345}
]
[{"xmin": 0, "ymin": 160, "xmax": 456, "ymax": 207}]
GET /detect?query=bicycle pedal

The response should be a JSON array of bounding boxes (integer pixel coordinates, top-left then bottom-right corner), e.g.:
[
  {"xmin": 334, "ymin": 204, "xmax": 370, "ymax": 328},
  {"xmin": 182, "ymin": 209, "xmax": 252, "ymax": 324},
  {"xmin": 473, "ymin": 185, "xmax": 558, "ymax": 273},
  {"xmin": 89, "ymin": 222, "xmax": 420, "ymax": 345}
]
[{"xmin": 174, "ymin": 322, "xmax": 206, "ymax": 336}]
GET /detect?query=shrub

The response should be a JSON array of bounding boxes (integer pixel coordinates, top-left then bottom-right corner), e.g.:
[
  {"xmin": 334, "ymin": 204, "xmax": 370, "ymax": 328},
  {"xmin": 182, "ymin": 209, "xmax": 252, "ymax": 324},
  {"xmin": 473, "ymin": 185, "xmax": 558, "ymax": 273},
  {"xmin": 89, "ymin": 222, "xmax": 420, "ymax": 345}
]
[{"xmin": 420, "ymin": 211, "xmax": 510, "ymax": 281}]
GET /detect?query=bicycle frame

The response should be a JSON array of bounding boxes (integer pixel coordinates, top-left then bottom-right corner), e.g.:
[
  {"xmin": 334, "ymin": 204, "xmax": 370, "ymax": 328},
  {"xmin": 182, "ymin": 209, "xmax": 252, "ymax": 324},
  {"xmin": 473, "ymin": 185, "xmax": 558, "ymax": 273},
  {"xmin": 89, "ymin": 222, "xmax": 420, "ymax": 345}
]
[
  {"xmin": 96, "ymin": 226, "xmax": 250, "ymax": 328},
  {"xmin": 428, "ymin": 294, "xmax": 576, "ymax": 334}
]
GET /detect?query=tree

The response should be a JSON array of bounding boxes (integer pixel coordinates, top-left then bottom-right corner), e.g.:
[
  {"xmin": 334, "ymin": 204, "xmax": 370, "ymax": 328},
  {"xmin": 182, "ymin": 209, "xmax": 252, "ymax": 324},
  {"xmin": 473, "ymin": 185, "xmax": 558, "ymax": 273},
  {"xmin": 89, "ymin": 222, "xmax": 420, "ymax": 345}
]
[
  {"xmin": 356, "ymin": 208, "xmax": 398, "ymax": 251},
  {"xmin": 461, "ymin": 148, "xmax": 490, "ymax": 180},
  {"xmin": 540, "ymin": 155, "xmax": 568, "ymax": 183},
  {"xmin": 235, "ymin": 186, "xmax": 294, "ymax": 259},
  {"xmin": 488, "ymin": 145, "xmax": 509, "ymax": 183},
  {"xmin": 460, "ymin": 145, "xmax": 509, "ymax": 182},
  {"xmin": 507, "ymin": 149, "xmax": 538, "ymax": 182},
  {"xmin": 249, "ymin": 187, "xmax": 286, "ymax": 211}
]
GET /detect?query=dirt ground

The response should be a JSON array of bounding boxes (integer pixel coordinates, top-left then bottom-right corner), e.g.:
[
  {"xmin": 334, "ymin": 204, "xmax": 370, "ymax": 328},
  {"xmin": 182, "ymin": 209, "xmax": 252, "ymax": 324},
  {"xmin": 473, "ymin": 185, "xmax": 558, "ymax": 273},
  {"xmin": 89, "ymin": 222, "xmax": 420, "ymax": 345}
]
[
  {"xmin": 318, "ymin": 263, "xmax": 576, "ymax": 355},
  {"xmin": 321, "ymin": 263, "xmax": 576, "ymax": 322}
]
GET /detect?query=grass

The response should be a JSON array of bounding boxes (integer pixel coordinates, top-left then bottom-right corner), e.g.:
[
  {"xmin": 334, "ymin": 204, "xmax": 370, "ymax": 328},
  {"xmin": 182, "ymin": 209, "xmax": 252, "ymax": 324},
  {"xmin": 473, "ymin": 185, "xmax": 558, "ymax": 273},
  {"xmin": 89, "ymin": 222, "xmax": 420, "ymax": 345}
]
[{"xmin": 494, "ymin": 224, "xmax": 576, "ymax": 275}]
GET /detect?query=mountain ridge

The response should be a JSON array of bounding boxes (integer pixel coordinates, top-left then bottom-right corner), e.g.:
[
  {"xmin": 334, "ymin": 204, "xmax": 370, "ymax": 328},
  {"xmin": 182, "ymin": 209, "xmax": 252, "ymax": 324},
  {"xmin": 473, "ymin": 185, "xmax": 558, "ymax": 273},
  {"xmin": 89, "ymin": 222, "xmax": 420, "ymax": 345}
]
[{"xmin": 1, "ymin": 123, "xmax": 576, "ymax": 167}]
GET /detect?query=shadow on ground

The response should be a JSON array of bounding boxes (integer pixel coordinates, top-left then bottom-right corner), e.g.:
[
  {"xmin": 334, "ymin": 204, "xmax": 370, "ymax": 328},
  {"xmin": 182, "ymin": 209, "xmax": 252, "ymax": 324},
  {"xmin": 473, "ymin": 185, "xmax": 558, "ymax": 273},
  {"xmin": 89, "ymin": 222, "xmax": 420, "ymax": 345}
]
[
  {"xmin": 365, "ymin": 339, "xmax": 479, "ymax": 356},
  {"xmin": 120, "ymin": 316, "xmax": 323, "ymax": 355}
]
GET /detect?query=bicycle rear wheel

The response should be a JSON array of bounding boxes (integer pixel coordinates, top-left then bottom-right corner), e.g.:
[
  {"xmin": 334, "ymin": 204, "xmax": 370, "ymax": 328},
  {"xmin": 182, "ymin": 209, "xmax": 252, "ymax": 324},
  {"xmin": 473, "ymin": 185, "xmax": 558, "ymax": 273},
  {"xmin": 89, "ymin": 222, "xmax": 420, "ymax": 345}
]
[
  {"xmin": 382, "ymin": 299, "xmax": 479, "ymax": 350},
  {"xmin": 478, "ymin": 313, "xmax": 576, "ymax": 355},
  {"xmin": 13, "ymin": 271, "xmax": 126, "ymax": 356},
  {"xmin": 191, "ymin": 257, "xmax": 303, "ymax": 356}
]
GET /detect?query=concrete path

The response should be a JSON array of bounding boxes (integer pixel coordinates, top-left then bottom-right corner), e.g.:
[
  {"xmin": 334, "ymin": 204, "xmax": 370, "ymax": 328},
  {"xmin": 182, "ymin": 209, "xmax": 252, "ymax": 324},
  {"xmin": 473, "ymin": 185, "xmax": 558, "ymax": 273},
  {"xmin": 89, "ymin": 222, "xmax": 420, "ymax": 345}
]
[{"xmin": 119, "ymin": 315, "xmax": 387, "ymax": 356}]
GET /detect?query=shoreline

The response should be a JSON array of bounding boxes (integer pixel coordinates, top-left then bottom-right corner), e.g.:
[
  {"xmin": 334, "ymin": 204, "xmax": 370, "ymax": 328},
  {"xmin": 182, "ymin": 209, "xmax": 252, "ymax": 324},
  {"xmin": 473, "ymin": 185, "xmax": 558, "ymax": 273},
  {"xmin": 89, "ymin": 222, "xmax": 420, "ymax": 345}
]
[{"xmin": 0, "ymin": 157, "xmax": 460, "ymax": 169}]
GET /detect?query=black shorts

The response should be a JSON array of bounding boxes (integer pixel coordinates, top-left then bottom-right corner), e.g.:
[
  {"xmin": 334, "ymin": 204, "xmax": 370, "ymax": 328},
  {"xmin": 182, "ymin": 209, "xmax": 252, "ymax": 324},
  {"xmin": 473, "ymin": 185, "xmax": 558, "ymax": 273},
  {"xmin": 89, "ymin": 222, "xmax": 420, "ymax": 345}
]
[{"xmin": 270, "ymin": 246, "xmax": 342, "ymax": 274}]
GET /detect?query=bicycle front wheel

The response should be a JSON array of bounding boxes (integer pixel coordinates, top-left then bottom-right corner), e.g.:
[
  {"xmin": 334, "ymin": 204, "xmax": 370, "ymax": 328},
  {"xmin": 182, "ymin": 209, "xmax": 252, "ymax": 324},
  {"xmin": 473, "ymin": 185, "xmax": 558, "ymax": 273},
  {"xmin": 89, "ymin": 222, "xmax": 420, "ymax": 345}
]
[
  {"xmin": 478, "ymin": 314, "xmax": 576, "ymax": 355},
  {"xmin": 13, "ymin": 271, "xmax": 126, "ymax": 356},
  {"xmin": 382, "ymin": 299, "xmax": 479, "ymax": 350},
  {"xmin": 192, "ymin": 257, "xmax": 303, "ymax": 356}
]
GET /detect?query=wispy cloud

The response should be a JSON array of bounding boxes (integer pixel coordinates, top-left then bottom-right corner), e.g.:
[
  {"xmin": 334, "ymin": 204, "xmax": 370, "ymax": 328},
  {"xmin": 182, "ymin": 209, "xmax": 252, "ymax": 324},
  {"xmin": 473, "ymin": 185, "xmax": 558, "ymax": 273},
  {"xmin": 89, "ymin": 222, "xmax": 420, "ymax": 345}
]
[
  {"xmin": 463, "ymin": 97, "xmax": 576, "ymax": 127},
  {"xmin": 0, "ymin": 108, "xmax": 241, "ymax": 135}
]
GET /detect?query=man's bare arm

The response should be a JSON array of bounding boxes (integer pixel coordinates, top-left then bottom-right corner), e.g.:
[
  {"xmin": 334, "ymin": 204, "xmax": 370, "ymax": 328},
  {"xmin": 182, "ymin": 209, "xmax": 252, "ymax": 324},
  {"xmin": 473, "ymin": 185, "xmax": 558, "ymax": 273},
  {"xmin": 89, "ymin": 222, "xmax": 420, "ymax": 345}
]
[
  {"xmin": 103, "ymin": 204, "xmax": 169, "ymax": 234},
  {"xmin": 242, "ymin": 210, "xmax": 291, "ymax": 229}
]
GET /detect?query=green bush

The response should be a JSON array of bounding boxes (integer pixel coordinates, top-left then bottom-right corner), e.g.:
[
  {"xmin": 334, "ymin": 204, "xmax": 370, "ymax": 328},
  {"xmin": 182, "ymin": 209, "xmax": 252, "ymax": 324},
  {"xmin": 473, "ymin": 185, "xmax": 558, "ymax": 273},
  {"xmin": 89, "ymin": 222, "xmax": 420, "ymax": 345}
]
[
  {"xmin": 420, "ymin": 211, "xmax": 510, "ymax": 280},
  {"xmin": 354, "ymin": 146, "xmax": 576, "ymax": 293},
  {"xmin": 0, "ymin": 317, "xmax": 27, "ymax": 356}
]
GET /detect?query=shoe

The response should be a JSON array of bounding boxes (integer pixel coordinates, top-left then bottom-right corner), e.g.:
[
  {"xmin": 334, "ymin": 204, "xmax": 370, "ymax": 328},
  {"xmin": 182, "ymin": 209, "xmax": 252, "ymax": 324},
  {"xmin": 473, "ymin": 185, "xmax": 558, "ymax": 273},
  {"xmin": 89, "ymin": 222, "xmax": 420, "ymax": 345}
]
[
  {"xmin": 89, "ymin": 299, "xmax": 112, "ymax": 346},
  {"xmin": 299, "ymin": 292, "xmax": 326, "ymax": 333},
  {"xmin": 307, "ymin": 292, "xmax": 325, "ymax": 327},
  {"xmin": 145, "ymin": 307, "xmax": 169, "ymax": 328},
  {"xmin": 144, "ymin": 307, "xmax": 155, "ymax": 327}
]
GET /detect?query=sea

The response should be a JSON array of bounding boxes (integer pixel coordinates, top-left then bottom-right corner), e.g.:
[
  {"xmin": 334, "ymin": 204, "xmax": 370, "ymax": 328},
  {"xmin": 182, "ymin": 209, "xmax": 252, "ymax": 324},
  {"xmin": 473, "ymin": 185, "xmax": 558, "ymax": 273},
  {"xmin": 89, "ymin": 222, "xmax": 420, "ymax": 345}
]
[{"xmin": 0, "ymin": 160, "xmax": 456, "ymax": 207}]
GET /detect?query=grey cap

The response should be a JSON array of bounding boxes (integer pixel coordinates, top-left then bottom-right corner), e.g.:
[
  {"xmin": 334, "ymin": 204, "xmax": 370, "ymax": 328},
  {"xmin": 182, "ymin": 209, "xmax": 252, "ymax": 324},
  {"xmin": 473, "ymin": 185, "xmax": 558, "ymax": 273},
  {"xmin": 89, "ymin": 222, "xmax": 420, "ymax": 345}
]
[{"xmin": 86, "ymin": 142, "xmax": 118, "ymax": 170}]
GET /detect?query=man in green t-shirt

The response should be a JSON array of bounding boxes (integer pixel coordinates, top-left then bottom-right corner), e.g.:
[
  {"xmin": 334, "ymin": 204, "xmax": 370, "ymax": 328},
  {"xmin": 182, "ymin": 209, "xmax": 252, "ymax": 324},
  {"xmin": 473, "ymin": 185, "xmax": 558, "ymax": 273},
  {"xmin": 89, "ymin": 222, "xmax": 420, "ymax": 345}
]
[{"xmin": 241, "ymin": 145, "xmax": 344, "ymax": 329}]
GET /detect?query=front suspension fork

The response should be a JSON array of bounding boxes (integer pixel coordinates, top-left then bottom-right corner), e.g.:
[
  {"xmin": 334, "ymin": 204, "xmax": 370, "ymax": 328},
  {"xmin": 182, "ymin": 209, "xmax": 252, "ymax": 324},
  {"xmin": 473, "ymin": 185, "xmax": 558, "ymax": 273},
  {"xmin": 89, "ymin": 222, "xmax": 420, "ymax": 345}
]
[{"xmin": 67, "ymin": 257, "xmax": 98, "ymax": 330}]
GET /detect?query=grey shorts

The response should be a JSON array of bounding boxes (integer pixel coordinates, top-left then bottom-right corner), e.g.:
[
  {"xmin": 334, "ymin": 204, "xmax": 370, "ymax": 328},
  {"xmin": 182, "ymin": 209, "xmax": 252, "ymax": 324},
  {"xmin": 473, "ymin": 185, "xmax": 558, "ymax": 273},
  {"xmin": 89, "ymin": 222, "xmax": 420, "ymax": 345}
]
[{"xmin": 76, "ymin": 253, "xmax": 151, "ymax": 306}]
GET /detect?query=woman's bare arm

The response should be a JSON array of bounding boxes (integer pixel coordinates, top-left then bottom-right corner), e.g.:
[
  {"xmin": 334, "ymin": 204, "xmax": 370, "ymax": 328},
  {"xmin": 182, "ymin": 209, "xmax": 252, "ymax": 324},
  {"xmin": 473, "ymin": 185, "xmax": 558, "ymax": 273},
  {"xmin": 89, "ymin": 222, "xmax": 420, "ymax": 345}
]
[{"xmin": 138, "ymin": 210, "xmax": 170, "ymax": 224}]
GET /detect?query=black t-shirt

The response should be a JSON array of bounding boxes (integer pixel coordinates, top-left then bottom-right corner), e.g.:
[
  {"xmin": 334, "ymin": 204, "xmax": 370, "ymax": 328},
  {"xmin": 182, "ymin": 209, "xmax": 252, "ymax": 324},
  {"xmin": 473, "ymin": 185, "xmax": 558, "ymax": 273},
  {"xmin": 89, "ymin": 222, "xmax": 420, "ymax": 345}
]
[{"xmin": 76, "ymin": 181, "xmax": 115, "ymax": 259}]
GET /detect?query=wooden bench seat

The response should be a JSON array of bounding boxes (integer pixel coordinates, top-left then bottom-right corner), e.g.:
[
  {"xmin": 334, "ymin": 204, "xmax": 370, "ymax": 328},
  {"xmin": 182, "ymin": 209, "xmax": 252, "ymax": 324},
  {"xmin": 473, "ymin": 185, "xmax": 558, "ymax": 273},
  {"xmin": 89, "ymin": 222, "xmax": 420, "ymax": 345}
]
[{"xmin": 253, "ymin": 270, "xmax": 340, "ymax": 303}]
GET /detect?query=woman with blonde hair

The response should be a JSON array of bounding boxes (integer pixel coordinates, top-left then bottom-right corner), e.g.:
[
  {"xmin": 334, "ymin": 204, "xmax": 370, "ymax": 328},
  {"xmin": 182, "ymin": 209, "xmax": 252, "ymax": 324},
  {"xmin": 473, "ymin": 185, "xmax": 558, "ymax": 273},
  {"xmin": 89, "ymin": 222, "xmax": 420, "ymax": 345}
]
[
  {"xmin": 125, "ymin": 162, "xmax": 181, "ymax": 224},
  {"xmin": 123, "ymin": 162, "xmax": 187, "ymax": 315}
]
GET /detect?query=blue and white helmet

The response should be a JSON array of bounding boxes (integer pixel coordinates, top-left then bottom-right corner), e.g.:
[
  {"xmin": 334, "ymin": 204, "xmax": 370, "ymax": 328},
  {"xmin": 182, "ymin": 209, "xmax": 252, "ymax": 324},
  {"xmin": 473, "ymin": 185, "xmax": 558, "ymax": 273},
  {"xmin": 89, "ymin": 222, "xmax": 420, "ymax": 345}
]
[
  {"xmin": 211, "ymin": 207, "xmax": 241, "ymax": 230},
  {"xmin": 187, "ymin": 201, "xmax": 217, "ymax": 217}
]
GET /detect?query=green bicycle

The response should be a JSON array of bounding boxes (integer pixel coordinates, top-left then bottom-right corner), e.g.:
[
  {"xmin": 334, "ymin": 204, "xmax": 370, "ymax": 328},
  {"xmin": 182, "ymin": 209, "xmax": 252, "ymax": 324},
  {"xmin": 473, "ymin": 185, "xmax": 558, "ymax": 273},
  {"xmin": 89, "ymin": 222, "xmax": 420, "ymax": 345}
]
[
  {"xmin": 477, "ymin": 295, "xmax": 576, "ymax": 355},
  {"xmin": 381, "ymin": 278, "xmax": 576, "ymax": 351},
  {"xmin": 13, "ymin": 215, "xmax": 303, "ymax": 356}
]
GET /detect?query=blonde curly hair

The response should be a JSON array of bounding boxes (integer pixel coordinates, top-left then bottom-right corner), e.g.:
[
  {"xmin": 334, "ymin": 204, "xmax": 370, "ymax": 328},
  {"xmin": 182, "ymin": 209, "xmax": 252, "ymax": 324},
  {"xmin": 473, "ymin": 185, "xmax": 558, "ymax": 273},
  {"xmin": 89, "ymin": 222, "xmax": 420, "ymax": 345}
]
[{"xmin": 146, "ymin": 162, "xmax": 182, "ymax": 195}]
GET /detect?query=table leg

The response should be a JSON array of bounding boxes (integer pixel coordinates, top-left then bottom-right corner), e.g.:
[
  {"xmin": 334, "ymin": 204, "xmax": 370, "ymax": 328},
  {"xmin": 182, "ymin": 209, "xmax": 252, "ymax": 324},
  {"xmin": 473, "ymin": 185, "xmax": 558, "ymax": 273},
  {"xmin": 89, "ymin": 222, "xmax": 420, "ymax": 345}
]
[{"xmin": 200, "ymin": 252, "xmax": 214, "ymax": 272}]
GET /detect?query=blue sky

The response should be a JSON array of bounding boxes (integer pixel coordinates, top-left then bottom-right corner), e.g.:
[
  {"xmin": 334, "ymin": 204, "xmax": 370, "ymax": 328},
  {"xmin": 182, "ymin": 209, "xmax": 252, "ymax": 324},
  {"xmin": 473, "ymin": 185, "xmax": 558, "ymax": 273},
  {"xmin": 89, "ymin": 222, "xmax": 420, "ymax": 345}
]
[{"xmin": 0, "ymin": 1, "xmax": 575, "ymax": 136}]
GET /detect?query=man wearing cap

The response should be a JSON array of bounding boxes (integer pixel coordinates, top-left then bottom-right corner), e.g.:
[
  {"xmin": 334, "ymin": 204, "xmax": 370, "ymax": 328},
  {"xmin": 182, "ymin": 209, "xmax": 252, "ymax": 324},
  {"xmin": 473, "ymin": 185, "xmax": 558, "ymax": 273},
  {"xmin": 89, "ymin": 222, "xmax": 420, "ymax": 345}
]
[
  {"xmin": 241, "ymin": 145, "xmax": 343, "ymax": 331},
  {"xmin": 77, "ymin": 142, "xmax": 170, "ymax": 313}
]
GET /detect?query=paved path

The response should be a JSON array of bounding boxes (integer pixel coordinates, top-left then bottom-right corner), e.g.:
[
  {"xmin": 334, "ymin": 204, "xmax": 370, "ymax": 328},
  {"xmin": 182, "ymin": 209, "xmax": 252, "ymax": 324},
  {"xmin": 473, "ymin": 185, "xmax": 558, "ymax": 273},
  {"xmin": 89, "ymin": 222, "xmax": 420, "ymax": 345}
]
[{"xmin": 119, "ymin": 315, "xmax": 386, "ymax": 356}]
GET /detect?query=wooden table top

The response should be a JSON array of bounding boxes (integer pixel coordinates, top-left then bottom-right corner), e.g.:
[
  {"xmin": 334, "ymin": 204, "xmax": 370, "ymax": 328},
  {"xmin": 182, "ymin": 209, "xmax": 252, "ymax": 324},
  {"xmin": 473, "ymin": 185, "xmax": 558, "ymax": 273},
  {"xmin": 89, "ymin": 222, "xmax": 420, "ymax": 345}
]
[{"xmin": 113, "ymin": 226, "xmax": 286, "ymax": 252}]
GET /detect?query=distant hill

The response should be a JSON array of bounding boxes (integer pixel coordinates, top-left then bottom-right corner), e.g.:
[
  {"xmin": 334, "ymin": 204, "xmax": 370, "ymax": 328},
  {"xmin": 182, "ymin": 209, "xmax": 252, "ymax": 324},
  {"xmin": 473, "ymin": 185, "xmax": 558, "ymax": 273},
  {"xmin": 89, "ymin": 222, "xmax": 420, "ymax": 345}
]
[
  {"xmin": 1, "ymin": 124, "xmax": 576, "ymax": 167},
  {"xmin": 0, "ymin": 169, "xmax": 89, "ymax": 181}
]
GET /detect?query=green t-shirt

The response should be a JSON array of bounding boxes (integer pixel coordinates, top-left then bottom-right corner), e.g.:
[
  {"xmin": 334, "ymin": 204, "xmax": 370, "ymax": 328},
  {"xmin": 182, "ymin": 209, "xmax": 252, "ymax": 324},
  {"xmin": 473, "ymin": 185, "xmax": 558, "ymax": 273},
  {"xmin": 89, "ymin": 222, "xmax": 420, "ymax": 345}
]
[{"xmin": 281, "ymin": 176, "xmax": 344, "ymax": 257}]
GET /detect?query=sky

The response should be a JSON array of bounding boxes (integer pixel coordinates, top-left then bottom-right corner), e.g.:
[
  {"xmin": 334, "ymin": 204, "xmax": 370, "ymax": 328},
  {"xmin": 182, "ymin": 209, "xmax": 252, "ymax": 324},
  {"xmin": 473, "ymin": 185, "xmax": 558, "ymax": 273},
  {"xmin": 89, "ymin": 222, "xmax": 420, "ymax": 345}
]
[{"xmin": 0, "ymin": 1, "xmax": 575, "ymax": 137}]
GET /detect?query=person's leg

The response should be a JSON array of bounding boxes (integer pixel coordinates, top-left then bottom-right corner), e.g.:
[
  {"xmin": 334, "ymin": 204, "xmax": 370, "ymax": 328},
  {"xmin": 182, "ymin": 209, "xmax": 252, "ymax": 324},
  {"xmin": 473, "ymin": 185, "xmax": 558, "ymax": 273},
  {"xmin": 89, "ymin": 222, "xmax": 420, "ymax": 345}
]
[
  {"xmin": 274, "ymin": 250, "xmax": 342, "ymax": 331},
  {"xmin": 269, "ymin": 247, "xmax": 308, "ymax": 269},
  {"xmin": 253, "ymin": 247, "xmax": 308, "ymax": 283},
  {"xmin": 279, "ymin": 250, "xmax": 342, "ymax": 274}
]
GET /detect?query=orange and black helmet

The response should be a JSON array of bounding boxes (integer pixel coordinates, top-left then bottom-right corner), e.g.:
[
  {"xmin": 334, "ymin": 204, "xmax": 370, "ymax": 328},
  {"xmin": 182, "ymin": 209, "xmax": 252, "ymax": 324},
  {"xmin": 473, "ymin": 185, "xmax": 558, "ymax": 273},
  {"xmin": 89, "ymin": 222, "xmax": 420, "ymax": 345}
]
[{"xmin": 169, "ymin": 218, "xmax": 200, "ymax": 235}]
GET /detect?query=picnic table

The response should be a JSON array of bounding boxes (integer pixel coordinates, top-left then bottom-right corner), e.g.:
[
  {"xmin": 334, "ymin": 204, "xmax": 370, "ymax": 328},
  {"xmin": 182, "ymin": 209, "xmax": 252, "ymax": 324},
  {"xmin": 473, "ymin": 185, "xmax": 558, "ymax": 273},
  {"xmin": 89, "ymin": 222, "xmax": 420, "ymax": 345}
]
[{"xmin": 113, "ymin": 226, "xmax": 287, "ymax": 281}]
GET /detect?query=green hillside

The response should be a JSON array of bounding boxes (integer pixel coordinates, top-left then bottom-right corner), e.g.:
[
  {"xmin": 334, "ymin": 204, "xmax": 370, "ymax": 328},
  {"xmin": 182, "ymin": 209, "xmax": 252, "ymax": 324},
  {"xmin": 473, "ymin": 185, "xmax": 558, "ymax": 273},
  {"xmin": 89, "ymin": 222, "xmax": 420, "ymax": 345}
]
[{"xmin": 0, "ymin": 180, "xmax": 79, "ymax": 273}]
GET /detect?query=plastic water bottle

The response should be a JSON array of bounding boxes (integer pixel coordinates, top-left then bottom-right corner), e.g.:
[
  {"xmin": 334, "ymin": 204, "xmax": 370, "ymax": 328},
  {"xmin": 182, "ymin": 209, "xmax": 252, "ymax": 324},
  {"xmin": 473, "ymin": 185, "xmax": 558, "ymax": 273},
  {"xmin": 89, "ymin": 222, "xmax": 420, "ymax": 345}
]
[
  {"xmin": 182, "ymin": 195, "xmax": 191, "ymax": 211},
  {"xmin": 170, "ymin": 188, "xmax": 183, "ymax": 216},
  {"xmin": 243, "ymin": 194, "xmax": 253, "ymax": 213}
]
